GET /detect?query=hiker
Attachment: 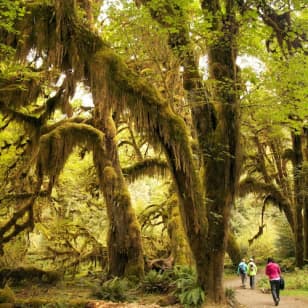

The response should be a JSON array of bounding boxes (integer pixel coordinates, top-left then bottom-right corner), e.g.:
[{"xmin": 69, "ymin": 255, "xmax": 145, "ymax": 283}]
[
  {"xmin": 265, "ymin": 257, "xmax": 281, "ymax": 306},
  {"xmin": 247, "ymin": 258, "xmax": 258, "ymax": 289},
  {"xmin": 237, "ymin": 258, "xmax": 248, "ymax": 288}
]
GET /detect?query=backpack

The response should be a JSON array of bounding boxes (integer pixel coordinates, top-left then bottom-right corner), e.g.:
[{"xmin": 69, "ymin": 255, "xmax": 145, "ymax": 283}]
[
  {"xmin": 250, "ymin": 263, "xmax": 254, "ymax": 271},
  {"xmin": 239, "ymin": 264, "xmax": 245, "ymax": 274},
  {"xmin": 279, "ymin": 277, "xmax": 285, "ymax": 290}
]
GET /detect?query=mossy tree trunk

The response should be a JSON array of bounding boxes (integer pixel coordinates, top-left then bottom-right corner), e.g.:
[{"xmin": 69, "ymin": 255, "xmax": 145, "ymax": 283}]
[
  {"xmin": 75, "ymin": 0, "xmax": 145, "ymax": 278},
  {"xmin": 196, "ymin": 3, "xmax": 240, "ymax": 301},
  {"xmin": 302, "ymin": 129, "xmax": 308, "ymax": 260},
  {"xmin": 292, "ymin": 133, "xmax": 305, "ymax": 267},
  {"xmin": 227, "ymin": 231, "xmax": 242, "ymax": 267},
  {"xmin": 167, "ymin": 196, "xmax": 193, "ymax": 265},
  {"xmin": 92, "ymin": 104, "xmax": 144, "ymax": 278},
  {"xmin": 305, "ymin": 199, "xmax": 308, "ymax": 260}
]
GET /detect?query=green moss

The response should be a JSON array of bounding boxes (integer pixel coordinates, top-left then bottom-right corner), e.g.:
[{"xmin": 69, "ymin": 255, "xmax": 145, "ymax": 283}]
[
  {"xmin": 0, "ymin": 286, "xmax": 15, "ymax": 304},
  {"xmin": 103, "ymin": 166, "xmax": 117, "ymax": 182}
]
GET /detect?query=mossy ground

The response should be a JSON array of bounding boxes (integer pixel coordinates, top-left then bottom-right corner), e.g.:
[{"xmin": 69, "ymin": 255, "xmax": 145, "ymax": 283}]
[{"xmin": 9, "ymin": 275, "xmax": 179, "ymax": 307}]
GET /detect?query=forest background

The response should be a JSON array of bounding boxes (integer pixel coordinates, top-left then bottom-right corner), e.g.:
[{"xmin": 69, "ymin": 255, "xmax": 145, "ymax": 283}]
[{"xmin": 0, "ymin": 0, "xmax": 307, "ymax": 306}]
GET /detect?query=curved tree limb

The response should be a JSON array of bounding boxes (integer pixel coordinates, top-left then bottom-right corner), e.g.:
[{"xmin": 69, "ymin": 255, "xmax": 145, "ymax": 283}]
[
  {"xmin": 239, "ymin": 177, "xmax": 295, "ymax": 231},
  {"xmin": 122, "ymin": 158, "xmax": 169, "ymax": 182}
]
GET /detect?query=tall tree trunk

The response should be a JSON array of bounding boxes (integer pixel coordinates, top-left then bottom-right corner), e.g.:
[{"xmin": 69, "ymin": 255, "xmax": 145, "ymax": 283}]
[
  {"xmin": 92, "ymin": 105, "xmax": 144, "ymax": 278},
  {"xmin": 304, "ymin": 203, "xmax": 308, "ymax": 260},
  {"xmin": 303, "ymin": 129, "xmax": 308, "ymax": 260},
  {"xmin": 292, "ymin": 133, "xmax": 304, "ymax": 268},
  {"xmin": 167, "ymin": 197, "xmax": 193, "ymax": 265},
  {"xmin": 227, "ymin": 231, "xmax": 242, "ymax": 267},
  {"xmin": 198, "ymin": 2, "xmax": 240, "ymax": 301}
]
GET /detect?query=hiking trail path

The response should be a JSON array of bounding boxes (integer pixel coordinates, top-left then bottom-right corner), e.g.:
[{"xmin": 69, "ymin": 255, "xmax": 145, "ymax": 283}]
[{"xmin": 224, "ymin": 271, "xmax": 308, "ymax": 308}]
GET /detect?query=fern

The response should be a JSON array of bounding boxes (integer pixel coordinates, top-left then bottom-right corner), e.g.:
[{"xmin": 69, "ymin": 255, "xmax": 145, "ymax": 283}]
[
  {"xmin": 92, "ymin": 277, "xmax": 128, "ymax": 302},
  {"xmin": 174, "ymin": 266, "xmax": 205, "ymax": 308},
  {"xmin": 142, "ymin": 270, "xmax": 173, "ymax": 293}
]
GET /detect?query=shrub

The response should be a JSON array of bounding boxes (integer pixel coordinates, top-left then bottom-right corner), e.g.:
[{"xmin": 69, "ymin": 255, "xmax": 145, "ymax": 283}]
[
  {"xmin": 173, "ymin": 266, "xmax": 205, "ymax": 308},
  {"xmin": 92, "ymin": 277, "xmax": 128, "ymax": 302},
  {"xmin": 225, "ymin": 287, "xmax": 235, "ymax": 300},
  {"xmin": 142, "ymin": 270, "xmax": 173, "ymax": 293},
  {"xmin": 0, "ymin": 286, "xmax": 15, "ymax": 303},
  {"xmin": 257, "ymin": 276, "xmax": 269, "ymax": 289},
  {"xmin": 283, "ymin": 268, "xmax": 308, "ymax": 289},
  {"xmin": 279, "ymin": 257, "xmax": 296, "ymax": 272}
]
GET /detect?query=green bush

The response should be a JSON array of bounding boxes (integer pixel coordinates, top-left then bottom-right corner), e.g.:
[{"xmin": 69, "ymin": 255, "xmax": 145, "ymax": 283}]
[
  {"xmin": 173, "ymin": 266, "xmax": 205, "ymax": 308},
  {"xmin": 283, "ymin": 269, "xmax": 308, "ymax": 289},
  {"xmin": 0, "ymin": 286, "xmax": 15, "ymax": 303},
  {"xmin": 278, "ymin": 257, "xmax": 296, "ymax": 272},
  {"xmin": 92, "ymin": 277, "xmax": 128, "ymax": 302},
  {"xmin": 225, "ymin": 287, "xmax": 235, "ymax": 300},
  {"xmin": 257, "ymin": 276, "xmax": 269, "ymax": 289},
  {"xmin": 142, "ymin": 270, "xmax": 173, "ymax": 293}
]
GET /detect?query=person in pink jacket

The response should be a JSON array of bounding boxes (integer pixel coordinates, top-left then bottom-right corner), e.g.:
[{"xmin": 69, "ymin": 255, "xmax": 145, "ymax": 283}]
[{"xmin": 265, "ymin": 257, "xmax": 281, "ymax": 306}]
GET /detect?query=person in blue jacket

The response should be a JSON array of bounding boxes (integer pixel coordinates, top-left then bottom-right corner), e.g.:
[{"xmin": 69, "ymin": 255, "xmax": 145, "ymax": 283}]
[{"xmin": 237, "ymin": 258, "xmax": 248, "ymax": 288}]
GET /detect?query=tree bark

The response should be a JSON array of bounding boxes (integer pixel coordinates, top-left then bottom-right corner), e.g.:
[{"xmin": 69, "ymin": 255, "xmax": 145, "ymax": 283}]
[
  {"xmin": 167, "ymin": 196, "xmax": 193, "ymax": 266},
  {"xmin": 302, "ymin": 129, "xmax": 308, "ymax": 260},
  {"xmin": 92, "ymin": 104, "xmax": 144, "ymax": 278},
  {"xmin": 292, "ymin": 133, "xmax": 304, "ymax": 267},
  {"xmin": 227, "ymin": 231, "xmax": 242, "ymax": 267}
]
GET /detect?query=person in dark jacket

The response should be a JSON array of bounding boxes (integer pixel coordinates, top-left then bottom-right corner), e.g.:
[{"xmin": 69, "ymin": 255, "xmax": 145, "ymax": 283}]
[{"xmin": 265, "ymin": 257, "xmax": 281, "ymax": 306}]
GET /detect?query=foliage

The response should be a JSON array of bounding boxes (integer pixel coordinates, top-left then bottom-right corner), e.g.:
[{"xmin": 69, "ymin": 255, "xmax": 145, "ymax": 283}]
[
  {"xmin": 173, "ymin": 266, "xmax": 205, "ymax": 308},
  {"xmin": 279, "ymin": 258, "xmax": 296, "ymax": 272},
  {"xmin": 0, "ymin": 0, "xmax": 25, "ymax": 56},
  {"xmin": 230, "ymin": 197, "xmax": 280, "ymax": 260},
  {"xmin": 257, "ymin": 276, "xmax": 270, "ymax": 290},
  {"xmin": 0, "ymin": 285, "xmax": 15, "ymax": 303},
  {"xmin": 274, "ymin": 219, "xmax": 295, "ymax": 259},
  {"xmin": 225, "ymin": 287, "xmax": 235, "ymax": 301},
  {"xmin": 142, "ymin": 270, "xmax": 174, "ymax": 293},
  {"xmin": 0, "ymin": 267, "xmax": 61, "ymax": 288},
  {"xmin": 282, "ymin": 268, "xmax": 308, "ymax": 290},
  {"xmin": 0, "ymin": 235, "xmax": 29, "ymax": 268},
  {"xmin": 91, "ymin": 277, "xmax": 129, "ymax": 302}
]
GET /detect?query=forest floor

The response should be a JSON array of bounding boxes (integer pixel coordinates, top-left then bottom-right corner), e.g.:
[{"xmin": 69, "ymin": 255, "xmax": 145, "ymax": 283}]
[{"xmin": 11, "ymin": 271, "xmax": 308, "ymax": 307}]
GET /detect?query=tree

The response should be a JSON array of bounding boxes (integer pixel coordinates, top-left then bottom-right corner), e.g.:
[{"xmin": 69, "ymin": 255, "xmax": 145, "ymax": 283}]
[{"xmin": 239, "ymin": 0, "xmax": 308, "ymax": 267}]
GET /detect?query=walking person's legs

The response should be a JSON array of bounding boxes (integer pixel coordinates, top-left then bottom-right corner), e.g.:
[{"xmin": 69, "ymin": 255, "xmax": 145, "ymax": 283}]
[
  {"xmin": 275, "ymin": 280, "xmax": 280, "ymax": 302},
  {"xmin": 270, "ymin": 280, "xmax": 280, "ymax": 305},
  {"xmin": 240, "ymin": 273, "xmax": 246, "ymax": 287},
  {"xmin": 250, "ymin": 275, "xmax": 255, "ymax": 289}
]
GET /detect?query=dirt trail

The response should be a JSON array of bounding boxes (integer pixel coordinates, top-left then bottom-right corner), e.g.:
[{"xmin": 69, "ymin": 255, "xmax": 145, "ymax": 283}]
[{"xmin": 225, "ymin": 274, "xmax": 308, "ymax": 308}]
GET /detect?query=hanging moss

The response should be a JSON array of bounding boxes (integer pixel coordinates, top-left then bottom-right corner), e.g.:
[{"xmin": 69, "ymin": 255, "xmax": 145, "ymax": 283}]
[
  {"xmin": 37, "ymin": 122, "xmax": 105, "ymax": 191},
  {"xmin": 102, "ymin": 166, "xmax": 117, "ymax": 185},
  {"xmin": 122, "ymin": 158, "xmax": 168, "ymax": 182},
  {"xmin": 89, "ymin": 49, "xmax": 198, "ymax": 188}
]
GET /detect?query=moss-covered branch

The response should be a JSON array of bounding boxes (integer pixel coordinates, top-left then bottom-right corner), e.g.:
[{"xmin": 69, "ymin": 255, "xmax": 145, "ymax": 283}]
[
  {"xmin": 122, "ymin": 158, "xmax": 168, "ymax": 182},
  {"xmin": 0, "ymin": 100, "xmax": 41, "ymax": 129},
  {"xmin": 36, "ymin": 122, "xmax": 105, "ymax": 193},
  {"xmin": 239, "ymin": 177, "xmax": 295, "ymax": 230},
  {"xmin": 0, "ymin": 196, "xmax": 36, "ymax": 253}
]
